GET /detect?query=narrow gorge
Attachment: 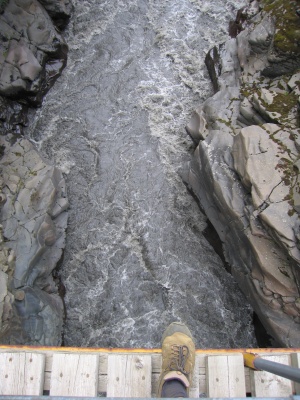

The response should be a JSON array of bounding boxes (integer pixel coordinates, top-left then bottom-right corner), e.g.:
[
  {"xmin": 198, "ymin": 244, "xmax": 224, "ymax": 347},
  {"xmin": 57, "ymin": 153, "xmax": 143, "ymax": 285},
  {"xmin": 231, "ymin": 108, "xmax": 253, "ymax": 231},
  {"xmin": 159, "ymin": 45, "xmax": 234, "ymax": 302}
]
[{"xmin": 0, "ymin": 0, "xmax": 299, "ymax": 348}]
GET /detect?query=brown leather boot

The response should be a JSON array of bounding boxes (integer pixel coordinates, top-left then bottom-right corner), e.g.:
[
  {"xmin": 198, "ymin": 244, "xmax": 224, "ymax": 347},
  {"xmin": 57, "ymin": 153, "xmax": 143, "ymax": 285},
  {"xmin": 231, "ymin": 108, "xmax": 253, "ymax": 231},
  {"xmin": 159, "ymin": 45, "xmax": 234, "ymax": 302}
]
[{"xmin": 157, "ymin": 322, "xmax": 195, "ymax": 397}]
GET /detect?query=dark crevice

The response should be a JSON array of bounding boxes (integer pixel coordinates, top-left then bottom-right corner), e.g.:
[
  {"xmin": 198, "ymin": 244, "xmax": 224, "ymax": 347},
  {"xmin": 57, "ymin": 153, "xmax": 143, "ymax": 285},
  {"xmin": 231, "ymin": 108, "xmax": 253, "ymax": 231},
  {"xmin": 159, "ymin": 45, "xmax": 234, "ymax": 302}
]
[
  {"xmin": 185, "ymin": 184, "xmax": 231, "ymax": 273},
  {"xmin": 203, "ymin": 219, "xmax": 231, "ymax": 274},
  {"xmin": 252, "ymin": 312, "xmax": 275, "ymax": 348},
  {"xmin": 52, "ymin": 248, "xmax": 67, "ymax": 346}
]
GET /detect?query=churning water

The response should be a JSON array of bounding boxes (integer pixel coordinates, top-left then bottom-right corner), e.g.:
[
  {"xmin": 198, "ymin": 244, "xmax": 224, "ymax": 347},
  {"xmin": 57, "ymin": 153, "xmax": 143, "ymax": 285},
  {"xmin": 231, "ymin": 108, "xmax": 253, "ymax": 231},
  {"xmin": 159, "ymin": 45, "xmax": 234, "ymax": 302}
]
[{"xmin": 27, "ymin": 0, "xmax": 256, "ymax": 348}]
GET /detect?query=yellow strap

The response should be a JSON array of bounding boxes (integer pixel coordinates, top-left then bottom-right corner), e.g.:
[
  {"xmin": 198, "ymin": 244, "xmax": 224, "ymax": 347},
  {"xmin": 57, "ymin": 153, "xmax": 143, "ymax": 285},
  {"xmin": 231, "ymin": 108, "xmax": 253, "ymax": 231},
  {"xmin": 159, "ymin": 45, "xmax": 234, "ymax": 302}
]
[{"xmin": 243, "ymin": 352, "xmax": 259, "ymax": 370}]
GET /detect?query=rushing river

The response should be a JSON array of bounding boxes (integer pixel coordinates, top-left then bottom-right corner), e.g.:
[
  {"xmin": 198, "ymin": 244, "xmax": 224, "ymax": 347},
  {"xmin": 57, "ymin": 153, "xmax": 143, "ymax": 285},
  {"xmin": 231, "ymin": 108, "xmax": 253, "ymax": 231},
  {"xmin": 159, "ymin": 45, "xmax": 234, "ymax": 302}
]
[{"xmin": 27, "ymin": 0, "xmax": 256, "ymax": 348}]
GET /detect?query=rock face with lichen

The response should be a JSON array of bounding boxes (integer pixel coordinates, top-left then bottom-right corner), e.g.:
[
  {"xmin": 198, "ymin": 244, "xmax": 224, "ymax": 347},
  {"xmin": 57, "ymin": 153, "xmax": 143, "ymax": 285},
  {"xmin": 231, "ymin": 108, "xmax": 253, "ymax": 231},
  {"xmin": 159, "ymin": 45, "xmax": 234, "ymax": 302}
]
[
  {"xmin": 186, "ymin": 0, "xmax": 300, "ymax": 346},
  {"xmin": 0, "ymin": 0, "xmax": 70, "ymax": 345}
]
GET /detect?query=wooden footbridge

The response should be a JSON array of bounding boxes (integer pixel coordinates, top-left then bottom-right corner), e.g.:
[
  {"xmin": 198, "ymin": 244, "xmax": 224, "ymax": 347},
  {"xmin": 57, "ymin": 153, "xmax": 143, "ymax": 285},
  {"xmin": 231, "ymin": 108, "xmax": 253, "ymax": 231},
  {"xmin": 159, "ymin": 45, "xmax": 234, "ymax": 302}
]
[{"xmin": 0, "ymin": 346, "xmax": 299, "ymax": 398}]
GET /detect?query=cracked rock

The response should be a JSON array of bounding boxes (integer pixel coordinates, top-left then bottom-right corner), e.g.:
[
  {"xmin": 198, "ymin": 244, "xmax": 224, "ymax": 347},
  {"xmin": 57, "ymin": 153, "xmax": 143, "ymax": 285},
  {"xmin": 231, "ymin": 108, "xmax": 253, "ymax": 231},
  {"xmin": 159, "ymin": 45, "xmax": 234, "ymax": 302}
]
[
  {"xmin": 186, "ymin": 1, "xmax": 300, "ymax": 346},
  {"xmin": 0, "ymin": 137, "xmax": 68, "ymax": 345}
]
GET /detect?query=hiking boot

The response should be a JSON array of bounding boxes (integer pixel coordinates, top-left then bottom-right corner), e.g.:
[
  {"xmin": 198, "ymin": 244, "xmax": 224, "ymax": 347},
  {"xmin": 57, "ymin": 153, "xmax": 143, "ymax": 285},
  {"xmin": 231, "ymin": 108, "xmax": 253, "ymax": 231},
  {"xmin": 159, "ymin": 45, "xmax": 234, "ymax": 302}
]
[{"xmin": 157, "ymin": 322, "xmax": 195, "ymax": 397}]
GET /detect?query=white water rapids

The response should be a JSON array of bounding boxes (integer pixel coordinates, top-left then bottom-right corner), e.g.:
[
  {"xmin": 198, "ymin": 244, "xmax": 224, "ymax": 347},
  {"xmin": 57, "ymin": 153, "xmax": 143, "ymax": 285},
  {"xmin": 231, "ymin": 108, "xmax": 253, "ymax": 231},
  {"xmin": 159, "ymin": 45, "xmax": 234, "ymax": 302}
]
[{"xmin": 27, "ymin": 0, "xmax": 256, "ymax": 348}]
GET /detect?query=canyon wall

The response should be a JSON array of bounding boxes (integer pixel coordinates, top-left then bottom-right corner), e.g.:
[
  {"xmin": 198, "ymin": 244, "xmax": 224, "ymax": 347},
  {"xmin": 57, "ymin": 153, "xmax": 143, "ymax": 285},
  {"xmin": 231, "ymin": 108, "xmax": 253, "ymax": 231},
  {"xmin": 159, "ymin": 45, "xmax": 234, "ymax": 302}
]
[
  {"xmin": 186, "ymin": 0, "xmax": 300, "ymax": 346},
  {"xmin": 0, "ymin": 0, "xmax": 70, "ymax": 345}
]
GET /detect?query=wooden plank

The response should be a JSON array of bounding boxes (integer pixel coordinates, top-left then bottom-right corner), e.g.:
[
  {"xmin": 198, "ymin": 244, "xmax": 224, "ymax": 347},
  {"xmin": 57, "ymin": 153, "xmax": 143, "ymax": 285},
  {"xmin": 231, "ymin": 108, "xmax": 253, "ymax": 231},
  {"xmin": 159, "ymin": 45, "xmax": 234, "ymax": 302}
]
[
  {"xmin": 151, "ymin": 353, "xmax": 161, "ymax": 373},
  {"xmin": 250, "ymin": 354, "xmax": 293, "ymax": 397},
  {"xmin": 44, "ymin": 371, "xmax": 51, "ymax": 391},
  {"xmin": 0, "ymin": 352, "xmax": 45, "ymax": 395},
  {"xmin": 291, "ymin": 353, "xmax": 300, "ymax": 394},
  {"xmin": 189, "ymin": 353, "xmax": 200, "ymax": 398},
  {"xmin": 245, "ymin": 367, "xmax": 251, "ymax": 395},
  {"xmin": 152, "ymin": 373, "xmax": 160, "ymax": 398},
  {"xmin": 198, "ymin": 354, "xmax": 207, "ymax": 397},
  {"xmin": 1, "ymin": 347, "xmax": 295, "ymax": 397},
  {"xmin": 50, "ymin": 353, "xmax": 99, "ymax": 397},
  {"xmin": 107, "ymin": 354, "xmax": 151, "ymax": 397},
  {"xmin": 206, "ymin": 354, "xmax": 246, "ymax": 397}
]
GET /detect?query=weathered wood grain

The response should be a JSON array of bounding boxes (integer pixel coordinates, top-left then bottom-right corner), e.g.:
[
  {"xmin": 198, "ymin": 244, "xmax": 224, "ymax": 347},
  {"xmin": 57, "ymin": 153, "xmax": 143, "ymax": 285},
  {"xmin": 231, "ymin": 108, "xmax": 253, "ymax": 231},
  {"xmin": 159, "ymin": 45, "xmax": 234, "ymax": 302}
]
[
  {"xmin": 0, "ymin": 347, "xmax": 297, "ymax": 397},
  {"xmin": 107, "ymin": 354, "xmax": 151, "ymax": 397},
  {"xmin": 50, "ymin": 353, "xmax": 99, "ymax": 397},
  {"xmin": 250, "ymin": 355, "xmax": 293, "ymax": 397},
  {"xmin": 0, "ymin": 352, "xmax": 45, "ymax": 395},
  {"xmin": 206, "ymin": 354, "xmax": 246, "ymax": 397}
]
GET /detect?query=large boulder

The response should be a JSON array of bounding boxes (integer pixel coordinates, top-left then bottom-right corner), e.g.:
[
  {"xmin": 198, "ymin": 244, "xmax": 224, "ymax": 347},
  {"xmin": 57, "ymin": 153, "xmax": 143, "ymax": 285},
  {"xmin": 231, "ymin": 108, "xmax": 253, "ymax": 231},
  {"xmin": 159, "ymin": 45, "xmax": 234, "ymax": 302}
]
[{"xmin": 186, "ymin": 0, "xmax": 300, "ymax": 346}]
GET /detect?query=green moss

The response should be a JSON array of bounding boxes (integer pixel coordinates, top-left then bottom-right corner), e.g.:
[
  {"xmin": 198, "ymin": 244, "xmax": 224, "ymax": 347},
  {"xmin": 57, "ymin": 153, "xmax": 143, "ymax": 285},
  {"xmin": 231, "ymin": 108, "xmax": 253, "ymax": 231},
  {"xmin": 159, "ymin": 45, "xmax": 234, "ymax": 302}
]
[
  {"xmin": 270, "ymin": 92, "xmax": 298, "ymax": 113},
  {"xmin": 275, "ymin": 157, "xmax": 293, "ymax": 185},
  {"xmin": 216, "ymin": 118, "xmax": 232, "ymax": 128},
  {"xmin": 241, "ymin": 75, "xmax": 298, "ymax": 129},
  {"xmin": 240, "ymin": 84, "xmax": 256, "ymax": 99},
  {"xmin": 264, "ymin": 91, "xmax": 298, "ymax": 126},
  {"xmin": 288, "ymin": 206, "xmax": 296, "ymax": 216},
  {"xmin": 277, "ymin": 81, "xmax": 286, "ymax": 91},
  {"xmin": 262, "ymin": 0, "xmax": 300, "ymax": 54}
]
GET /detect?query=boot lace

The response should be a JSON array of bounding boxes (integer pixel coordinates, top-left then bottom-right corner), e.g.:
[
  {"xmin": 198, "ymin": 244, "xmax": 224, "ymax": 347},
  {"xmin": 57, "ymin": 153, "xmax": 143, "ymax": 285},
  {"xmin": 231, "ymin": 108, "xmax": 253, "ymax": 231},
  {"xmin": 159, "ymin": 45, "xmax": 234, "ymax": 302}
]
[{"xmin": 166, "ymin": 344, "xmax": 190, "ymax": 375}]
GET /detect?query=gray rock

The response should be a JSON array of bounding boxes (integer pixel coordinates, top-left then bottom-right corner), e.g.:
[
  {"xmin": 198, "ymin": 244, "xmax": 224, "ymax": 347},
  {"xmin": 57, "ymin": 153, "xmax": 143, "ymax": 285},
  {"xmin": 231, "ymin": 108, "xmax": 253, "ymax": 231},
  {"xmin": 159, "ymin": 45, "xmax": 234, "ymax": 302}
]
[
  {"xmin": 233, "ymin": 124, "xmax": 300, "ymax": 258},
  {"xmin": 186, "ymin": 106, "xmax": 208, "ymax": 144},
  {"xmin": 186, "ymin": 87, "xmax": 241, "ymax": 145},
  {"xmin": 244, "ymin": 0, "xmax": 261, "ymax": 19},
  {"xmin": 288, "ymin": 72, "xmax": 300, "ymax": 96},
  {"xmin": 0, "ymin": 0, "xmax": 70, "ymax": 346},
  {"xmin": 251, "ymin": 89, "xmax": 298, "ymax": 128},
  {"xmin": 38, "ymin": 0, "xmax": 72, "ymax": 29},
  {"xmin": 0, "ymin": 137, "xmax": 68, "ymax": 345},
  {"xmin": 6, "ymin": 39, "xmax": 42, "ymax": 82},
  {"xmin": 236, "ymin": 29, "xmax": 251, "ymax": 71},
  {"xmin": 0, "ymin": 97, "xmax": 28, "ymax": 135},
  {"xmin": 236, "ymin": 5, "xmax": 300, "ymax": 79},
  {"xmin": 188, "ymin": 125, "xmax": 300, "ymax": 346},
  {"xmin": 248, "ymin": 13, "xmax": 275, "ymax": 54},
  {"xmin": 0, "ymin": 0, "xmax": 68, "ymax": 106},
  {"xmin": 238, "ymin": 97, "xmax": 267, "ymax": 126},
  {"xmin": 186, "ymin": 3, "xmax": 300, "ymax": 346},
  {"xmin": 205, "ymin": 39, "xmax": 241, "ymax": 93},
  {"xmin": 0, "ymin": 220, "xmax": 16, "ymax": 339},
  {"xmin": 263, "ymin": 54, "xmax": 300, "ymax": 79}
]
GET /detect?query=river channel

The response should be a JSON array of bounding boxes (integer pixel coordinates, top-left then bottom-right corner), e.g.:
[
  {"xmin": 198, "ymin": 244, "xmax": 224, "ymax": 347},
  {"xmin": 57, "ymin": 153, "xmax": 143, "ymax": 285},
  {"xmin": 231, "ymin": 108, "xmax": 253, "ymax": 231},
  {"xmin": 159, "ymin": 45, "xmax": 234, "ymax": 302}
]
[{"xmin": 27, "ymin": 0, "xmax": 256, "ymax": 348}]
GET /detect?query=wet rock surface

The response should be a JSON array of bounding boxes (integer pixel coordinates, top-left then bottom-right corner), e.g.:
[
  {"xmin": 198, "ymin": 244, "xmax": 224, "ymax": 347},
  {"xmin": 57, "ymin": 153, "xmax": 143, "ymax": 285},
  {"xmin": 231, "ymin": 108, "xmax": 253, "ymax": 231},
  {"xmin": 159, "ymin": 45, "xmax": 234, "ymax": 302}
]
[
  {"xmin": 186, "ymin": 0, "xmax": 300, "ymax": 346},
  {"xmin": 26, "ymin": 0, "xmax": 257, "ymax": 348}
]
